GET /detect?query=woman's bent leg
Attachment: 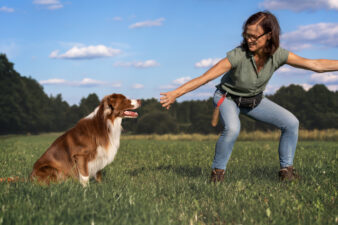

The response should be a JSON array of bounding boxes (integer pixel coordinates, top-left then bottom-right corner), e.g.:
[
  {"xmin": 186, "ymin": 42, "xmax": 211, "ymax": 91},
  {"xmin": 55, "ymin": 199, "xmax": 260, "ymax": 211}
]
[
  {"xmin": 212, "ymin": 91, "xmax": 241, "ymax": 170},
  {"xmin": 244, "ymin": 98, "xmax": 299, "ymax": 168}
]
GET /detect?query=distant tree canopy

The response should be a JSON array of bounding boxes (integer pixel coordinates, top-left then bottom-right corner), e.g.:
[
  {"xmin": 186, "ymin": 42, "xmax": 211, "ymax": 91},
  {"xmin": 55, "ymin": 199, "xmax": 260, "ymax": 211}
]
[
  {"xmin": 0, "ymin": 54, "xmax": 337, "ymax": 135},
  {"xmin": 136, "ymin": 111, "xmax": 178, "ymax": 134},
  {"xmin": 0, "ymin": 54, "xmax": 99, "ymax": 134}
]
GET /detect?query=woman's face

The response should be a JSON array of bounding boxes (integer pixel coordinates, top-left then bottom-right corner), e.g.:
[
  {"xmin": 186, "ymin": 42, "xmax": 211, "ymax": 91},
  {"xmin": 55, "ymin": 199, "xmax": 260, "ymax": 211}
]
[{"xmin": 245, "ymin": 24, "xmax": 270, "ymax": 53}]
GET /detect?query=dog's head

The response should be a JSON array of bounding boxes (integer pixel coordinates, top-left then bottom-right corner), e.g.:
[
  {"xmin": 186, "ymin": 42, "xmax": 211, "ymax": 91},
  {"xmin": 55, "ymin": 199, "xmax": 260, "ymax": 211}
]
[{"xmin": 103, "ymin": 93, "xmax": 141, "ymax": 119}]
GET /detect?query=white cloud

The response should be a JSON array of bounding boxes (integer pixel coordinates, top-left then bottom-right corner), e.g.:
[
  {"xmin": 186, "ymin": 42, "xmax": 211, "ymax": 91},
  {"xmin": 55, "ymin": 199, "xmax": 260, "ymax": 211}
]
[
  {"xmin": 40, "ymin": 78, "xmax": 122, "ymax": 88},
  {"xmin": 40, "ymin": 78, "xmax": 66, "ymax": 85},
  {"xmin": 173, "ymin": 77, "xmax": 192, "ymax": 85},
  {"xmin": 134, "ymin": 60, "xmax": 159, "ymax": 68},
  {"xmin": 260, "ymin": 0, "xmax": 338, "ymax": 11},
  {"xmin": 329, "ymin": 0, "xmax": 338, "ymax": 9},
  {"xmin": 310, "ymin": 72, "xmax": 338, "ymax": 84},
  {"xmin": 186, "ymin": 92, "xmax": 213, "ymax": 98},
  {"xmin": 47, "ymin": 4, "xmax": 63, "ymax": 10},
  {"xmin": 33, "ymin": 0, "xmax": 63, "ymax": 10},
  {"xmin": 159, "ymin": 77, "xmax": 217, "ymax": 91},
  {"xmin": 266, "ymin": 82, "xmax": 338, "ymax": 94},
  {"xmin": 326, "ymin": 84, "xmax": 338, "ymax": 91},
  {"xmin": 113, "ymin": 16, "xmax": 123, "ymax": 21},
  {"xmin": 195, "ymin": 58, "xmax": 221, "ymax": 68},
  {"xmin": 159, "ymin": 77, "xmax": 192, "ymax": 90},
  {"xmin": 129, "ymin": 18, "xmax": 165, "ymax": 29},
  {"xmin": 0, "ymin": 6, "xmax": 14, "ymax": 13},
  {"xmin": 49, "ymin": 50, "xmax": 59, "ymax": 58},
  {"xmin": 114, "ymin": 60, "xmax": 159, "ymax": 68},
  {"xmin": 159, "ymin": 84, "xmax": 177, "ymax": 89},
  {"xmin": 276, "ymin": 65, "xmax": 308, "ymax": 75},
  {"xmin": 50, "ymin": 45, "xmax": 122, "ymax": 59},
  {"xmin": 281, "ymin": 23, "xmax": 338, "ymax": 51},
  {"xmin": 110, "ymin": 83, "xmax": 122, "ymax": 88},
  {"xmin": 300, "ymin": 83, "xmax": 338, "ymax": 91},
  {"xmin": 78, "ymin": 78, "xmax": 105, "ymax": 87},
  {"xmin": 265, "ymin": 84, "xmax": 281, "ymax": 94},
  {"xmin": 132, "ymin": 84, "xmax": 144, "ymax": 89},
  {"xmin": 282, "ymin": 43, "xmax": 313, "ymax": 52},
  {"xmin": 33, "ymin": 0, "xmax": 59, "ymax": 4},
  {"xmin": 299, "ymin": 83, "xmax": 338, "ymax": 91},
  {"xmin": 300, "ymin": 83, "xmax": 313, "ymax": 91},
  {"xmin": 277, "ymin": 66, "xmax": 292, "ymax": 73}
]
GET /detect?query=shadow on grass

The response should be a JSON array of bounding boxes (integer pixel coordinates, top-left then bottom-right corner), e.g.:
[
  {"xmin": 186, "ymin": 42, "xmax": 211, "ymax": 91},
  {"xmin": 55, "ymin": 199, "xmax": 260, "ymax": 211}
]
[
  {"xmin": 128, "ymin": 165, "xmax": 284, "ymax": 181},
  {"xmin": 128, "ymin": 165, "xmax": 203, "ymax": 178},
  {"xmin": 247, "ymin": 166, "xmax": 280, "ymax": 182}
]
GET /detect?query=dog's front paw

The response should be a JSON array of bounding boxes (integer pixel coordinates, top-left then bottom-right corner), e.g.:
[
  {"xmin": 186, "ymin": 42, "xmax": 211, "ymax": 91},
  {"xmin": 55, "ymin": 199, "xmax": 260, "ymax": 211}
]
[{"xmin": 79, "ymin": 174, "xmax": 90, "ymax": 187}]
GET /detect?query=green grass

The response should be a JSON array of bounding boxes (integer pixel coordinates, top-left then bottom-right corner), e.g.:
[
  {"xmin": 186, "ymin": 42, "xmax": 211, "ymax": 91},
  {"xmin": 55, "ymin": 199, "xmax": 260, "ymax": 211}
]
[{"xmin": 0, "ymin": 134, "xmax": 337, "ymax": 225}]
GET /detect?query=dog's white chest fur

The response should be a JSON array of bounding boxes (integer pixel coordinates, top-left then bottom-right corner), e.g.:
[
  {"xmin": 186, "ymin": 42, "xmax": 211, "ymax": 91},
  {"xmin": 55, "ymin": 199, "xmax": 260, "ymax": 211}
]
[{"xmin": 88, "ymin": 118, "xmax": 122, "ymax": 178}]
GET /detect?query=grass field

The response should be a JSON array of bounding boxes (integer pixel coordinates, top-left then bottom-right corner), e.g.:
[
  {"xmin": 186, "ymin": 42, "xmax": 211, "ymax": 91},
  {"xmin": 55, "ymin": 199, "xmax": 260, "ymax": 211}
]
[{"xmin": 0, "ymin": 133, "xmax": 337, "ymax": 225}]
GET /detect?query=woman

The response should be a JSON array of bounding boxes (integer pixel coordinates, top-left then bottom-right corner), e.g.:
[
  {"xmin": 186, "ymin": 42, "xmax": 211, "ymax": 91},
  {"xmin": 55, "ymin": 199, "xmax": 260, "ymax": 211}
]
[{"xmin": 160, "ymin": 11, "xmax": 338, "ymax": 182}]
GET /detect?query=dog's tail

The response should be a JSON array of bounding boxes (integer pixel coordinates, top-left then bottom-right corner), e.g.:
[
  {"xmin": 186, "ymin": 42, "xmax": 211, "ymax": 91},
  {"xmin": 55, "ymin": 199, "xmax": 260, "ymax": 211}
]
[{"xmin": 0, "ymin": 176, "xmax": 26, "ymax": 183}]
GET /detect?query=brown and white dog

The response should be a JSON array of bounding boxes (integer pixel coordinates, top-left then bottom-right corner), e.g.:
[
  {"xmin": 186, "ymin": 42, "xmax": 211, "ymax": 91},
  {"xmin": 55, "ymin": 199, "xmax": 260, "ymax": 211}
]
[{"xmin": 30, "ymin": 93, "xmax": 141, "ymax": 186}]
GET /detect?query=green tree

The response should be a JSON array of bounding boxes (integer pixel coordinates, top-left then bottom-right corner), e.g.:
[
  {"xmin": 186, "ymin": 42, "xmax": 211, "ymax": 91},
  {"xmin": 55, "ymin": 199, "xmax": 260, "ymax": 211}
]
[
  {"xmin": 78, "ymin": 93, "xmax": 100, "ymax": 118},
  {"xmin": 136, "ymin": 111, "xmax": 178, "ymax": 134},
  {"xmin": 0, "ymin": 54, "xmax": 51, "ymax": 134}
]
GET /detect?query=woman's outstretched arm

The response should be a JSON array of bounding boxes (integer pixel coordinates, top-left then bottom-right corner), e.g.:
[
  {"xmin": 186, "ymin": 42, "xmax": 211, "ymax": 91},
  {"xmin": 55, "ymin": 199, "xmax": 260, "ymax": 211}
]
[
  {"xmin": 286, "ymin": 52, "xmax": 338, "ymax": 73},
  {"xmin": 160, "ymin": 58, "xmax": 232, "ymax": 109}
]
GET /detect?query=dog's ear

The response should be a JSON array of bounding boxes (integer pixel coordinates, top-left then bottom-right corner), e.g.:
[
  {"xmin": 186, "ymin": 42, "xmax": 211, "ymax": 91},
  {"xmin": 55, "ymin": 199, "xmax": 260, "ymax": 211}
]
[
  {"xmin": 108, "ymin": 97, "xmax": 115, "ymax": 110},
  {"xmin": 108, "ymin": 95, "xmax": 118, "ymax": 109},
  {"xmin": 103, "ymin": 95, "xmax": 116, "ymax": 116},
  {"xmin": 105, "ymin": 94, "xmax": 122, "ymax": 117}
]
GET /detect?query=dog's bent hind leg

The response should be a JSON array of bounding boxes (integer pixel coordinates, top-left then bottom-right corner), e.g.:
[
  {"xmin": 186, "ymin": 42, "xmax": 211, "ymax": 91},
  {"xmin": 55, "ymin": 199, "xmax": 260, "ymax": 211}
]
[{"xmin": 75, "ymin": 155, "xmax": 90, "ymax": 187}]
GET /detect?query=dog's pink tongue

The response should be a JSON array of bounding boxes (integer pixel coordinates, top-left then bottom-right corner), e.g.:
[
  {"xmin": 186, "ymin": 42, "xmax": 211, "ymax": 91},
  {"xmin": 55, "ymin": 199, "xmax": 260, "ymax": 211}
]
[{"xmin": 123, "ymin": 111, "xmax": 138, "ymax": 117}]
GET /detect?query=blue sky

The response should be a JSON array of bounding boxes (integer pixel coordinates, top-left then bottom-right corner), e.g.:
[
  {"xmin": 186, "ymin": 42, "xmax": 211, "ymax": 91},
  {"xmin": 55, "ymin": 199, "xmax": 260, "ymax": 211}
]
[{"xmin": 1, "ymin": 0, "xmax": 337, "ymax": 105}]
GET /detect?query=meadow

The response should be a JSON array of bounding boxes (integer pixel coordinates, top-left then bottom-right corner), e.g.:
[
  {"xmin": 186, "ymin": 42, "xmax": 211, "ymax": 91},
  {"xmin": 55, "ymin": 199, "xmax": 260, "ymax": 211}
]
[{"xmin": 0, "ymin": 133, "xmax": 337, "ymax": 225}]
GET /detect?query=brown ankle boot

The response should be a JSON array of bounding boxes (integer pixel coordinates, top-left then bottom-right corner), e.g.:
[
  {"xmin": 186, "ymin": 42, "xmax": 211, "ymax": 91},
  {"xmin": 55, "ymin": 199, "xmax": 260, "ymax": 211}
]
[
  {"xmin": 210, "ymin": 169, "xmax": 225, "ymax": 183},
  {"xmin": 279, "ymin": 166, "xmax": 300, "ymax": 181}
]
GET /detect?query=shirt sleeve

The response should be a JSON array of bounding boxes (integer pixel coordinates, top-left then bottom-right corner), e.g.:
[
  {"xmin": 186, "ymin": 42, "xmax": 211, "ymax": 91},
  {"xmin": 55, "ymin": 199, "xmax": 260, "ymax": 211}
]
[
  {"xmin": 226, "ymin": 47, "xmax": 243, "ymax": 68},
  {"xmin": 274, "ymin": 47, "xmax": 289, "ymax": 67}
]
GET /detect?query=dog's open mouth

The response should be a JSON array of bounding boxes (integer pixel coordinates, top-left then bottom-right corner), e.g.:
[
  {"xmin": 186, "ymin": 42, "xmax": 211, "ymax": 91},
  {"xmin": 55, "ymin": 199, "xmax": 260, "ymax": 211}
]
[{"xmin": 123, "ymin": 110, "xmax": 138, "ymax": 118}]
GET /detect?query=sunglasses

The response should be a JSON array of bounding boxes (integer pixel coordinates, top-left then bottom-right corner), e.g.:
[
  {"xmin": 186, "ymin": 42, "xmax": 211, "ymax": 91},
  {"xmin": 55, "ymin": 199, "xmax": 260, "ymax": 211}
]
[{"xmin": 244, "ymin": 31, "xmax": 270, "ymax": 41}]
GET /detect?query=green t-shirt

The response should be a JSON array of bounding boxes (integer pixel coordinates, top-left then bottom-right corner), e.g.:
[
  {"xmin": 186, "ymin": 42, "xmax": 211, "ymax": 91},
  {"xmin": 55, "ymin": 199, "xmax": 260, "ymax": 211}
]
[{"xmin": 219, "ymin": 46, "xmax": 289, "ymax": 97}]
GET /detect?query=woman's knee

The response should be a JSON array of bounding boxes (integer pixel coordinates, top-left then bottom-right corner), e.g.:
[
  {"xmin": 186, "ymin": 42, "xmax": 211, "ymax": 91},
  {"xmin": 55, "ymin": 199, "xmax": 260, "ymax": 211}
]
[
  {"xmin": 284, "ymin": 115, "xmax": 299, "ymax": 132},
  {"xmin": 222, "ymin": 123, "xmax": 240, "ymax": 137}
]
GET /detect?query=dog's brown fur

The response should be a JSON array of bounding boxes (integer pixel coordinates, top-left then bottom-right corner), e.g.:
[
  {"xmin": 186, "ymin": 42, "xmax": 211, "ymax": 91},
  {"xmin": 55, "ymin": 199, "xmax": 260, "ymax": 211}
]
[{"xmin": 30, "ymin": 93, "xmax": 140, "ymax": 186}]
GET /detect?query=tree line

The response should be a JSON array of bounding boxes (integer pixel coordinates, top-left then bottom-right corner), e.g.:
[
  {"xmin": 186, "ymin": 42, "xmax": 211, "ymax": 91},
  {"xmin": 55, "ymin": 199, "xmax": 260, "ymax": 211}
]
[{"xmin": 1, "ymin": 54, "xmax": 337, "ymax": 135}]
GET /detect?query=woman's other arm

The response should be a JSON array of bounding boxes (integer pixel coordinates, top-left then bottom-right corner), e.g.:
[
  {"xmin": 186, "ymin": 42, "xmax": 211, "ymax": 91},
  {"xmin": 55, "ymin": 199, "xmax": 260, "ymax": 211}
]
[
  {"xmin": 160, "ymin": 58, "xmax": 232, "ymax": 109},
  {"xmin": 286, "ymin": 52, "xmax": 338, "ymax": 73}
]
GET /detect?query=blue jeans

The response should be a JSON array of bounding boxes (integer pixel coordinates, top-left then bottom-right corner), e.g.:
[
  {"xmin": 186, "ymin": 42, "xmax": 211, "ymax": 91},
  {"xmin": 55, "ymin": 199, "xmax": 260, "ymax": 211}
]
[{"xmin": 212, "ymin": 89, "xmax": 299, "ymax": 170}]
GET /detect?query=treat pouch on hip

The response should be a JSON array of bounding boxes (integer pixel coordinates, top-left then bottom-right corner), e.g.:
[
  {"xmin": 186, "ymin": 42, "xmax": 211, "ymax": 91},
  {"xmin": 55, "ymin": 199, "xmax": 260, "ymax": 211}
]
[
  {"xmin": 231, "ymin": 92, "xmax": 263, "ymax": 108},
  {"xmin": 211, "ymin": 92, "xmax": 263, "ymax": 127}
]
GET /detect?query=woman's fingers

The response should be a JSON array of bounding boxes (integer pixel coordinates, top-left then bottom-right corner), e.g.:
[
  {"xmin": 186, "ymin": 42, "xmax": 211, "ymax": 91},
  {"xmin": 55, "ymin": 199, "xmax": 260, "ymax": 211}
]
[
  {"xmin": 160, "ymin": 93, "xmax": 168, "ymax": 101},
  {"xmin": 160, "ymin": 92, "xmax": 168, "ymax": 99},
  {"xmin": 160, "ymin": 91, "xmax": 177, "ymax": 109},
  {"xmin": 160, "ymin": 92, "xmax": 173, "ymax": 108},
  {"xmin": 160, "ymin": 97, "xmax": 168, "ymax": 104},
  {"xmin": 162, "ymin": 101, "xmax": 171, "ymax": 108}
]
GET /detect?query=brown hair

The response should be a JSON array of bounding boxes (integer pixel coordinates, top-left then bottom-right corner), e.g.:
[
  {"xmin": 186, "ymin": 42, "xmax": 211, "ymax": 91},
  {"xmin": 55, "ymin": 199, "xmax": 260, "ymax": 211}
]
[{"xmin": 241, "ymin": 11, "xmax": 281, "ymax": 56}]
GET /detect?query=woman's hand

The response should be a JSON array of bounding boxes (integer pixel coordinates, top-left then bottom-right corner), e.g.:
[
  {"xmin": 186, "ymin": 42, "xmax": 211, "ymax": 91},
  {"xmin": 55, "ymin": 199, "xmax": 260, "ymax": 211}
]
[
  {"xmin": 160, "ymin": 58, "xmax": 232, "ymax": 110},
  {"xmin": 160, "ymin": 90, "xmax": 178, "ymax": 109}
]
